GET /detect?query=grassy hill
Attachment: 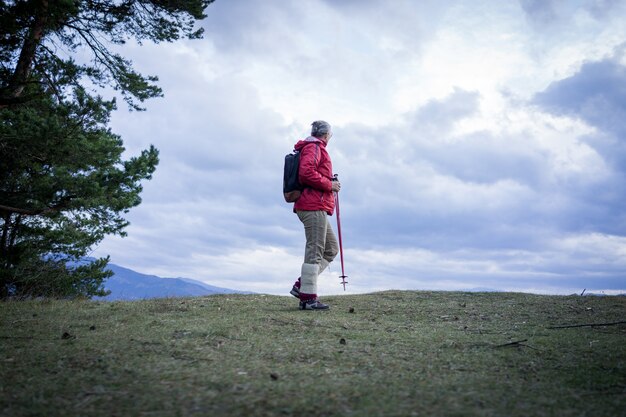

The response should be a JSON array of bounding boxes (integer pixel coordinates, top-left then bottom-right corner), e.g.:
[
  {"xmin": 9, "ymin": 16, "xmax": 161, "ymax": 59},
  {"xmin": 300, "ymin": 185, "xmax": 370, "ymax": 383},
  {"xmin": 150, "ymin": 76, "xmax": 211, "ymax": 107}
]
[{"xmin": 1, "ymin": 291, "xmax": 624, "ymax": 416}]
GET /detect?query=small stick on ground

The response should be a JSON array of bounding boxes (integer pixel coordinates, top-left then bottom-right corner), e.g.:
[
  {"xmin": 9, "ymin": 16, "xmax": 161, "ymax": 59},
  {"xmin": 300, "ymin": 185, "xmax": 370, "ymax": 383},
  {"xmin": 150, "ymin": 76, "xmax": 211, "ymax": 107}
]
[
  {"xmin": 495, "ymin": 339, "xmax": 528, "ymax": 348},
  {"xmin": 494, "ymin": 339, "xmax": 542, "ymax": 351},
  {"xmin": 0, "ymin": 336, "xmax": 35, "ymax": 340},
  {"xmin": 547, "ymin": 321, "xmax": 626, "ymax": 329}
]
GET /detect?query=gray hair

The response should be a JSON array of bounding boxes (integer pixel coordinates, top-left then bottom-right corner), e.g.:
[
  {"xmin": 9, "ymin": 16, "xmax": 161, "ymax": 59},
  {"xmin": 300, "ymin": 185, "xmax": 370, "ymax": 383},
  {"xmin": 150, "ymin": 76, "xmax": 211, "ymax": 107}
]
[{"xmin": 311, "ymin": 120, "xmax": 331, "ymax": 138}]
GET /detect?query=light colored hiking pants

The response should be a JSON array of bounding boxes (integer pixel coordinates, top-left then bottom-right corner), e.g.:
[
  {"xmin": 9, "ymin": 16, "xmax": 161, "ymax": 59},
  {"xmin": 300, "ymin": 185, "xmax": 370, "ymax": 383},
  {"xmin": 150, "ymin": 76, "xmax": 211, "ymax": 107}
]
[{"xmin": 296, "ymin": 210, "xmax": 339, "ymax": 296}]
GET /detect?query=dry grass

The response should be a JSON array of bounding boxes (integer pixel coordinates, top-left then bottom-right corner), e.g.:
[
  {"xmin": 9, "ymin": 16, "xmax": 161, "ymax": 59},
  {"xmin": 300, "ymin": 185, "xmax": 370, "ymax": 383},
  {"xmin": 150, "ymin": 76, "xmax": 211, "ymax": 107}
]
[{"xmin": 1, "ymin": 291, "xmax": 625, "ymax": 416}]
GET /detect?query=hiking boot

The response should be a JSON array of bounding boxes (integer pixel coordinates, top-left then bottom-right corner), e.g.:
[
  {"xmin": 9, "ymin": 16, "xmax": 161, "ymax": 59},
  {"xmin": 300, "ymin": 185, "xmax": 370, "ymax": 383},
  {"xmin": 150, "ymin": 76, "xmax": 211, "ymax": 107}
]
[
  {"xmin": 290, "ymin": 285, "xmax": 300, "ymax": 298},
  {"xmin": 290, "ymin": 277, "xmax": 301, "ymax": 298},
  {"xmin": 299, "ymin": 299, "xmax": 330, "ymax": 311}
]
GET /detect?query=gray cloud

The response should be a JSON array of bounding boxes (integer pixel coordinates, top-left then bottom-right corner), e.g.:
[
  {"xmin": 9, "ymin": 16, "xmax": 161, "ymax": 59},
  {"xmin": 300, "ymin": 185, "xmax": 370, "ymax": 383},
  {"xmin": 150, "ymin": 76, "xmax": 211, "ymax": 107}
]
[
  {"xmin": 92, "ymin": 1, "xmax": 626, "ymax": 296},
  {"xmin": 533, "ymin": 54, "xmax": 626, "ymax": 136},
  {"xmin": 328, "ymin": 84, "xmax": 626, "ymax": 281},
  {"xmin": 519, "ymin": 0, "xmax": 625, "ymax": 26},
  {"xmin": 519, "ymin": 0, "xmax": 558, "ymax": 25},
  {"xmin": 532, "ymin": 53, "xmax": 626, "ymax": 232}
]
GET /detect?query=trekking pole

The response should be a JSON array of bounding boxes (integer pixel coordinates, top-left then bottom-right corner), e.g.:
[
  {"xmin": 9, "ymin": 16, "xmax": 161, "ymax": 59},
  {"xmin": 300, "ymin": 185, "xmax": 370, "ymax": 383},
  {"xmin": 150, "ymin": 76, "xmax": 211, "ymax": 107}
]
[{"xmin": 332, "ymin": 174, "xmax": 348, "ymax": 290}]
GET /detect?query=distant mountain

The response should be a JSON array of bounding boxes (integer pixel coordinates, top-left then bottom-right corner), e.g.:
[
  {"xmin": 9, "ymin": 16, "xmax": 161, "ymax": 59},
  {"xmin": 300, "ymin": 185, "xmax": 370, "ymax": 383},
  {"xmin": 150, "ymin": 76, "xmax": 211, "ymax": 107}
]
[
  {"xmin": 464, "ymin": 287, "xmax": 501, "ymax": 292},
  {"xmin": 96, "ymin": 263, "xmax": 249, "ymax": 301}
]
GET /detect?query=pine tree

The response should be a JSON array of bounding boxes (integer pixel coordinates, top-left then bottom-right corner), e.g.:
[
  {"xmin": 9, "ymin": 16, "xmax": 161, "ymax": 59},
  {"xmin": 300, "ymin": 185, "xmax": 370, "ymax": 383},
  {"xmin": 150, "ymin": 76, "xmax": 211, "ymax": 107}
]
[{"xmin": 0, "ymin": 0, "xmax": 213, "ymax": 297}]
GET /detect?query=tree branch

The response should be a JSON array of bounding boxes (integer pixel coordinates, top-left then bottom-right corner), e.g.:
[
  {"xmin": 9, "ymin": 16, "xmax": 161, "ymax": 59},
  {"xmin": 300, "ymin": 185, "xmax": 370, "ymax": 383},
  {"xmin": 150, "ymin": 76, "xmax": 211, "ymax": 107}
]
[
  {"xmin": 0, "ymin": 204, "xmax": 45, "ymax": 216},
  {"xmin": 0, "ymin": 92, "xmax": 44, "ymax": 108},
  {"xmin": 0, "ymin": 196, "xmax": 77, "ymax": 217}
]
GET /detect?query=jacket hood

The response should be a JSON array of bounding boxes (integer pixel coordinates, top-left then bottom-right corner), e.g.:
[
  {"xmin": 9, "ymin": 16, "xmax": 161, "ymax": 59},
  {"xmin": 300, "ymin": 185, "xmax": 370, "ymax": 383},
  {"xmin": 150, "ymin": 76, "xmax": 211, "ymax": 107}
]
[{"xmin": 294, "ymin": 136, "xmax": 325, "ymax": 151}]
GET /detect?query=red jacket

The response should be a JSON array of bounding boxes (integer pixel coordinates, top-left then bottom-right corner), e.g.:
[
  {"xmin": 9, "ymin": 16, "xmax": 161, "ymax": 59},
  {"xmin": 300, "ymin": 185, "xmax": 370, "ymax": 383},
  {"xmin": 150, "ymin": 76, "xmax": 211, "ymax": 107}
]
[{"xmin": 293, "ymin": 136, "xmax": 335, "ymax": 215}]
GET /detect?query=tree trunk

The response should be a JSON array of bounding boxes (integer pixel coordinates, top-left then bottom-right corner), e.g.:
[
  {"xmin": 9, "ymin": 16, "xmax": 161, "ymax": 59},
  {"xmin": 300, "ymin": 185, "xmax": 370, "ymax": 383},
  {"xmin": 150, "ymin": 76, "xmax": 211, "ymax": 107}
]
[
  {"xmin": 0, "ymin": 213, "xmax": 10, "ymax": 264},
  {"xmin": 0, "ymin": 213, "xmax": 13, "ymax": 297},
  {"xmin": 8, "ymin": 0, "xmax": 49, "ymax": 99},
  {"xmin": 8, "ymin": 215, "xmax": 21, "ymax": 257}
]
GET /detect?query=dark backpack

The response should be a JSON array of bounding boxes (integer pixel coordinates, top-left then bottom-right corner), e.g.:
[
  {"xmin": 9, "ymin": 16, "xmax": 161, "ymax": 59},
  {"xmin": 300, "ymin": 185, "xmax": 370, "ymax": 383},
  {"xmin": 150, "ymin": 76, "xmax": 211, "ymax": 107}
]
[{"xmin": 283, "ymin": 150, "xmax": 303, "ymax": 202}]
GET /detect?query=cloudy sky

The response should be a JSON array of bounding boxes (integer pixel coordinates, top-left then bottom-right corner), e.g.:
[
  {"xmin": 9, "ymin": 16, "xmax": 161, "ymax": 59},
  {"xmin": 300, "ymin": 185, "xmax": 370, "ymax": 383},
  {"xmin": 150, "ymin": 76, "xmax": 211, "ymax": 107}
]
[{"xmin": 92, "ymin": 0, "xmax": 626, "ymax": 296}]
